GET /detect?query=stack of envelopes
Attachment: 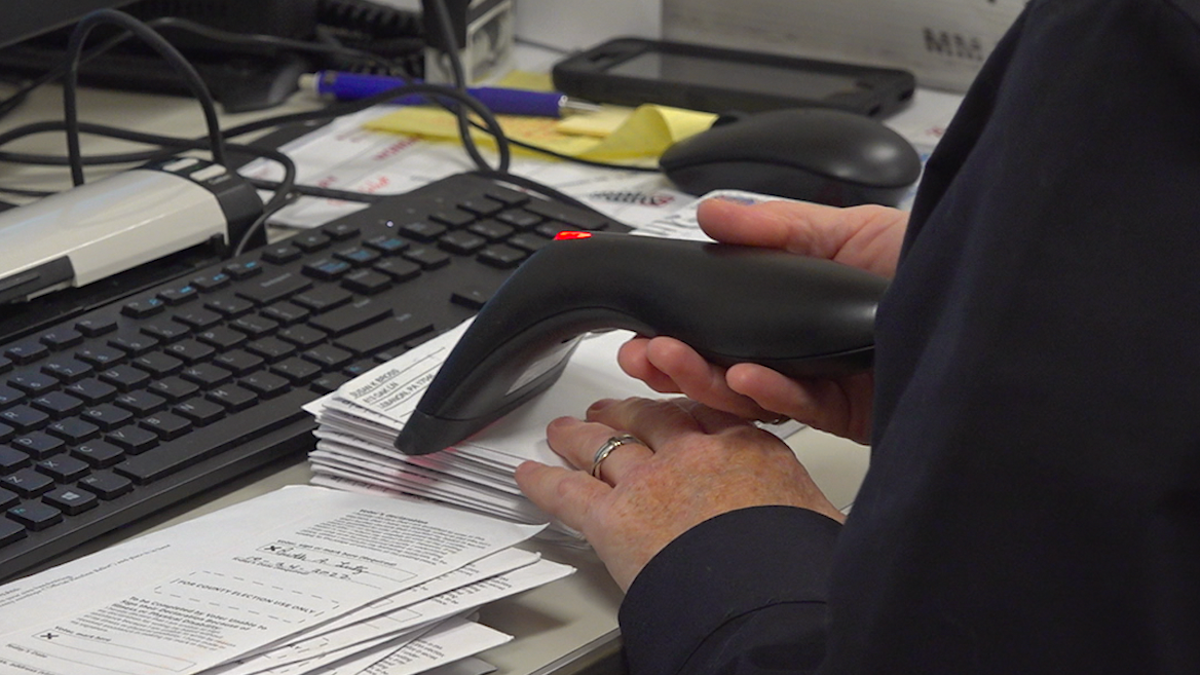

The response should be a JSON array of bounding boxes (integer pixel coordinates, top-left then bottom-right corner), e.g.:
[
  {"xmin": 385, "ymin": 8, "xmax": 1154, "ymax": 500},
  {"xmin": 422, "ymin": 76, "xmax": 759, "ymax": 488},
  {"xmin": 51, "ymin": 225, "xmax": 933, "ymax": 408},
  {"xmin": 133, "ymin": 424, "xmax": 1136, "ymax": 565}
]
[{"xmin": 304, "ymin": 325, "xmax": 659, "ymax": 542}]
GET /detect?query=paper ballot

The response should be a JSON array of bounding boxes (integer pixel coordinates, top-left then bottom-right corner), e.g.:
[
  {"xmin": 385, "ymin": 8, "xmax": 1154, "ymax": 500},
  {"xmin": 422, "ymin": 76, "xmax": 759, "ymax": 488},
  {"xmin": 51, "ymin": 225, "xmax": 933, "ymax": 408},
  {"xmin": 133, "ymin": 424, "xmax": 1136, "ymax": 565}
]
[
  {"xmin": 305, "ymin": 317, "xmax": 801, "ymax": 535},
  {"xmin": 0, "ymin": 486, "xmax": 557, "ymax": 675}
]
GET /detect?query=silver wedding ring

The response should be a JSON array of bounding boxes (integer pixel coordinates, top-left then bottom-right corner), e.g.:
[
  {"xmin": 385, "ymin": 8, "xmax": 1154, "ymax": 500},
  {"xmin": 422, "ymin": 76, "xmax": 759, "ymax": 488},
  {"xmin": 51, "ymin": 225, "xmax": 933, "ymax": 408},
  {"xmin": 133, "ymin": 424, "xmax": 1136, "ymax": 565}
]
[{"xmin": 590, "ymin": 434, "xmax": 643, "ymax": 478}]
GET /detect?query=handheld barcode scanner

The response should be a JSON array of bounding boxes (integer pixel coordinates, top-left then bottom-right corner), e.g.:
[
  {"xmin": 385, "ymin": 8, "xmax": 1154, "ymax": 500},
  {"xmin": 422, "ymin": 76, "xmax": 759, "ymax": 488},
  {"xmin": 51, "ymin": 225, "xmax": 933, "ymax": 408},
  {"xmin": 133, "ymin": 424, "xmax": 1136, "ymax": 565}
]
[{"xmin": 393, "ymin": 232, "xmax": 889, "ymax": 456}]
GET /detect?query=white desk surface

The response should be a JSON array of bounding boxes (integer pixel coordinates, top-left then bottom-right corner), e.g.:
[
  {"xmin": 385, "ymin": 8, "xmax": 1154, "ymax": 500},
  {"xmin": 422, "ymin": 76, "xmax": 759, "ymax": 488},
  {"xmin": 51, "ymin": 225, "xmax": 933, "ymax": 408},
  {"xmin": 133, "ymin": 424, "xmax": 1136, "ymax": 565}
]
[{"xmin": 0, "ymin": 71, "xmax": 878, "ymax": 674}]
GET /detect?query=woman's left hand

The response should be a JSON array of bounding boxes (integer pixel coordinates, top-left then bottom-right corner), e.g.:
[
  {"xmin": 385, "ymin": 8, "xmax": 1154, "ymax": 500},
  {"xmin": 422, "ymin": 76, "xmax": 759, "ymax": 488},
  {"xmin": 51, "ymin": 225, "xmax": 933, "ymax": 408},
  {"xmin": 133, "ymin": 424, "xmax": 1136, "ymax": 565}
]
[{"xmin": 515, "ymin": 396, "xmax": 844, "ymax": 591}]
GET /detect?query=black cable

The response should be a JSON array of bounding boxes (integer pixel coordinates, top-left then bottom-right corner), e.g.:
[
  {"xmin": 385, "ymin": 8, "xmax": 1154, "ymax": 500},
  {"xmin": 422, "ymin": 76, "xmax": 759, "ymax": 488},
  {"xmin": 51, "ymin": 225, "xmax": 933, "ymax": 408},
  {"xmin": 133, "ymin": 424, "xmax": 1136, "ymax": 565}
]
[
  {"xmin": 0, "ymin": 81, "xmax": 512, "ymax": 177},
  {"xmin": 63, "ymin": 10, "xmax": 227, "ymax": 185},
  {"xmin": 427, "ymin": 0, "xmax": 506, "ymax": 173}
]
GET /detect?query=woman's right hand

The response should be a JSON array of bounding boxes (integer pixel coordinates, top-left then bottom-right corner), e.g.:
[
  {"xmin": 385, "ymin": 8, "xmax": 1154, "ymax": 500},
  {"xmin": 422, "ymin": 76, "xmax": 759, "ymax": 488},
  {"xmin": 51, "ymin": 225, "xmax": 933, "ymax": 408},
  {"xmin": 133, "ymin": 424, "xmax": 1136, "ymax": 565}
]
[{"xmin": 617, "ymin": 197, "xmax": 909, "ymax": 444}]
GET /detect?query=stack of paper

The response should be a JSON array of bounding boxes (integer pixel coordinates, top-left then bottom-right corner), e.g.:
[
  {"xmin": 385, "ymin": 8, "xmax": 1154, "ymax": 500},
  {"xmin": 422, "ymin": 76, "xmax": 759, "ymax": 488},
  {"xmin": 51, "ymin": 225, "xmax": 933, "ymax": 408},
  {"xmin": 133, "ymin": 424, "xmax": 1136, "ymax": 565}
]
[
  {"xmin": 304, "ymin": 191, "xmax": 806, "ymax": 539},
  {"xmin": 0, "ymin": 486, "xmax": 571, "ymax": 675},
  {"xmin": 305, "ymin": 326, "xmax": 662, "ymax": 541}
]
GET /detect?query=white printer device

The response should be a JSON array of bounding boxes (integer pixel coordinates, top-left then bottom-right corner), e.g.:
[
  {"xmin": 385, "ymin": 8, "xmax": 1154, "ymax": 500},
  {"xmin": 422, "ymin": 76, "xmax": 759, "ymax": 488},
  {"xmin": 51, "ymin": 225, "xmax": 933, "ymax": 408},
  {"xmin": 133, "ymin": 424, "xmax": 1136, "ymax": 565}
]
[{"xmin": 0, "ymin": 157, "xmax": 262, "ymax": 305}]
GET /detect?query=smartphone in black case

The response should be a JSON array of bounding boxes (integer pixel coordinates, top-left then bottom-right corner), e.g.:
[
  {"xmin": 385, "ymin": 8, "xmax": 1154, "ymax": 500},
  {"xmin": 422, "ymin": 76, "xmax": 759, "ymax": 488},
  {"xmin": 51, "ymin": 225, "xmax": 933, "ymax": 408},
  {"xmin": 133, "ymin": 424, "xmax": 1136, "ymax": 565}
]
[{"xmin": 552, "ymin": 37, "xmax": 915, "ymax": 118}]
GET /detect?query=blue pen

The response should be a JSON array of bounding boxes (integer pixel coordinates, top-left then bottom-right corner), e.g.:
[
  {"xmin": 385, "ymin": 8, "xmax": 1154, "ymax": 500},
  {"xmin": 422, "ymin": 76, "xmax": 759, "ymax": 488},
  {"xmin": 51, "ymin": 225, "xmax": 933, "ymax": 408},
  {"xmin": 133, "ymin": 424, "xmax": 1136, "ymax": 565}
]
[{"xmin": 303, "ymin": 70, "xmax": 601, "ymax": 118}]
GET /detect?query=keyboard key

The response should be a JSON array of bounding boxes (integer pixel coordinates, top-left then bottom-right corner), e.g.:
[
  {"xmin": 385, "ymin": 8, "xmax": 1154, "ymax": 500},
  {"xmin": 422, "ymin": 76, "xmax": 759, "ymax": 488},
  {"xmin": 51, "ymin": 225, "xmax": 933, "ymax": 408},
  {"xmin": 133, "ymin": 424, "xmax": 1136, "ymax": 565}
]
[
  {"xmin": 11, "ymin": 432, "xmax": 64, "ymax": 459},
  {"xmin": 105, "ymin": 426, "xmax": 159, "ymax": 454},
  {"xmin": 75, "ymin": 316, "xmax": 117, "ymax": 337},
  {"xmin": 334, "ymin": 314, "xmax": 434, "ymax": 356},
  {"xmin": 451, "ymin": 286, "xmax": 492, "ymax": 310},
  {"xmin": 174, "ymin": 308, "xmax": 223, "ymax": 330},
  {"xmin": 223, "ymin": 260, "xmax": 263, "ymax": 279},
  {"xmin": 190, "ymin": 271, "xmax": 231, "ymax": 291},
  {"xmin": 293, "ymin": 286, "xmax": 353, "ymax": 313},
  {"xmin": 2, "ymin": 468, "xmax": 54, "ymax": 498},
  {"xmin": 41, "ymin": 359, "xmax": 94, "ymax": 383},
  {"xmin": 261, "ymin": 302, "xmax": 311, "ymax": 325},
  {"xmin": 147, "ymin": 377, "xmax": 200, "ymax": 402},
  {"xmin": 342, "ymin": 270, "xmax": 391, "ymax": 295},
  {"xmin": 271, "ymin": 358, "xmax": 321, "ymax": 384},
  {"xmin": 99, "ymin": 365, "xmax": 152, "ymax": 392},
  {"xmin": 196, "ymin": 326, "xmax": 248, "ymax": 350},
  {"xmin": 291, "ymin": 232, "xmax": 331, "ymax": 252},
  {"xmin": 402, "ymin": 246, "xmax": 451, "ymax": 270},
  {"xmin": 0, "ymin": 518, "xmax": 25, "ymax": 546},
  {"xmin": 71, "ymin": 440, "xmax": 125, "ymax": 468},
  {"xmin": 204, "ymin": 295, "xmax": 254, "ymax": 318},
  {"xmin": 246, "ymin": 337, "xmax": 297, "ymax": 363},
  {"xmin": 82, "ymin": 404, "xmax": 134, "ymax": 431},
  {"xmin": 302, "ymin": 345, "xmax": 353, "ymax": 370},
  {"xmin": 180, "ymin": 363, "xmax": 233, "ymax": 387},
  {"xmin": 205, "ymin": 385, "xmax": 258, "ymax": 411},
  {"xmin": 131, "ymin": 352, "xmax": 184, "ymax": 377},
  {"xmin": 363, "ymin": 234, "xmax": 409, "ymax": 254},
  {"xmin": 65, "ymin": 378, "xmax": 118, "ymax": 405},
  {"xmin": 40, "ymin": 328, "xmax": 84, "ymax": 350},
  {"xmin": 261, "ymin": 244, "xmax": 302, "ymax": 264},
  {"xmin": 36, "ymin": 454, "xmax": 89, "ymax": 482},
  {"xmin": 76, "ymin": 344, "xmax": 126, "ymax": 368},
  {"xmin": 236, "ymin": 272, "xmax": 312, "ymax": 306},
  {"xmin": 172, "ymin": 398, "xmax": 225, "ymax": 426},
  {"xmin": 43, "ymin": 486, "xmax": 98, "ymax": 516},
  {"xmin": 303, "ymin": 257, "xmax": 353, "ymax": 281},
  {"xmin": 31, "ymin": 392, "xmax": 85, "ymax": 418},
  {"xmin": 77, "ymin": 470, "xmax": 133, "ymax": 499},
  {"xmin": 138, "ymin": 412, "xmax": 193, "ymax": 440},
  {"xmin": 0, "ymin": 386, "xmax": 25, "ymax": 408},
  {"xmin": 239, "ymin": 372, "xmax": 290, "ymax": 398},
  {"xmin": 107, "ymin": 332, "xmax": 160, "ymax": 356},
  {"xmin": 0, "ymin": 405, "xmax": 49, "ymax": 432},
  {"xmin": 477, "ymin": 245, "xmax": 526, "ymax": 269},
  {"xmin": 335, "ymin": 247, "xmax": 381, "ymax": 266},
  {"xmin": 398, "ymin": 220, "xmax": 447, "ymax": 242},
  {"xmin": 140, "ymin": 320, "xmax": 190, "ymax": 343},
  {"xmin": 114, "ymin": 389, "xmax": 310, "ymax": 484},
  {"xmin": 0, "ymin": 446, "xmax": 30, "ymax": 472},
  {"xmin": 373, "ymin": 258, "xmax": 421, "ymax": 282},
  {"xmin": 231, "ymin": 315, "xmax": 280, "ymax": 338},
  {"xmin": 323, "ymin": 222, "xmax": 359, "ymax": 240},
  {"xmin": 9, "ymin": 369, "xmax": 60, "ymax": 395},
  {"xmin": 309, "ymin": 302, "xmax": 393, "ymax": 337},
  {"xmin": 5, "ymin": 342, "xmax": 48, "ymax": 364},
  {"xmin": 158, "ymin": 284, "xmax": 199, "ymax": 305},
  {"xmin": 115, "ymin": 391, "xmax": 168, "ymax": 415},
  {"xmin": 213, "ymin": 350, "xmax": 265, "ymax": 376},
  {"xmin": 277, "ymin": 325, "xmax": 328, "ymax": 349},
  {"xmin": 7, "ymin": 501, "xmax": 62, "ymax": 530},
  {"xmin": 163, "ymin": 339, "xmax": 217, "ymax": 364},
  {"xmin": 439, "ymin": 231, "xmax": 487, "ymax": 255},
  {"xmin": 46, "ymin": 417, "xmax": 100, "ymax": 444},
  {"xmin": 121, "ymin": 297, "xmax": 166, "ymax": 318}
]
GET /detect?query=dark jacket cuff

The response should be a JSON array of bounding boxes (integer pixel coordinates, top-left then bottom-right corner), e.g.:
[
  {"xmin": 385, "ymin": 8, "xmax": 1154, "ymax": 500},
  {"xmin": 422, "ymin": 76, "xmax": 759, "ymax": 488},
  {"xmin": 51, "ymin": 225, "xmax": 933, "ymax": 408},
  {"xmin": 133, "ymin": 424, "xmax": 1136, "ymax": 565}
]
[{"xmin": 619, "ymin": 505, "xmax": 842, "ymax": 675}]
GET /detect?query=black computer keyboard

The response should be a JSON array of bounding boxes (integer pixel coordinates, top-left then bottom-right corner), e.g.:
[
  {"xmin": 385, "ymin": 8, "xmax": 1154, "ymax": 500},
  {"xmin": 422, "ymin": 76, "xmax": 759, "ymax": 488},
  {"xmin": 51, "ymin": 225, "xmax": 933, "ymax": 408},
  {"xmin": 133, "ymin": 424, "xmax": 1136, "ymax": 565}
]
[{"xmin": 0, "ymin": 172, "xmax": 630, "ymax": 581}]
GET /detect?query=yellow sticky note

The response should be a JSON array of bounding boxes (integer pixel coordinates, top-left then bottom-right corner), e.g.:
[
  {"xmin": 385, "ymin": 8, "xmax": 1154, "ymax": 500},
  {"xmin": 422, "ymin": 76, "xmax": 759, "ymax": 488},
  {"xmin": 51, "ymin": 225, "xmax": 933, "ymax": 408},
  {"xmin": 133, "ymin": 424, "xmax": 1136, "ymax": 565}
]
[{"xmin": 362, "ymin": 94, "xmax": 717, "ymax": 162}]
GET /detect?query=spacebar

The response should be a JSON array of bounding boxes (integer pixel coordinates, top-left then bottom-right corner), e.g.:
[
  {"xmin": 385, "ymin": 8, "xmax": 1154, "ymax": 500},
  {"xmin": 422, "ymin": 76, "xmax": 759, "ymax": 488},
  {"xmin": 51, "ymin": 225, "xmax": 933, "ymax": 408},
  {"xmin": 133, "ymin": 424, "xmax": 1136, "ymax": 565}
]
[{"xmin": 114, "ymin": 389, "xmax": 314, "ymax": 484}]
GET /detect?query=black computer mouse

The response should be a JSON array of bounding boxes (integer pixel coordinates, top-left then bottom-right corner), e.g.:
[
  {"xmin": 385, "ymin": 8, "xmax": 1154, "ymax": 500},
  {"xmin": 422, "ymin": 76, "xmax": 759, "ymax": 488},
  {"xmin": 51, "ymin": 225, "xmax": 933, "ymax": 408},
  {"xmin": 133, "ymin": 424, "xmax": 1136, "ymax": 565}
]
[
  {"xmin": 659, "ymin": 107, "xmax": 923, "ymax": 206},
  {"xmin": 395, "ymin": 232, "xmax": 889, "ymax": 455}
]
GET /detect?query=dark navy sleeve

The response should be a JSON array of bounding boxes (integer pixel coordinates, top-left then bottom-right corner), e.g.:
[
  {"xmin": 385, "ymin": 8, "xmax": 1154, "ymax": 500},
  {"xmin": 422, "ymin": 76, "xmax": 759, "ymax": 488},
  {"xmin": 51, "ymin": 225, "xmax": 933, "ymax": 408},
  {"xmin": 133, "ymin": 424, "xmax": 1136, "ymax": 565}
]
[{"xmin": 618, "ymin": 506, "xmax": 841, "ymax": 675}]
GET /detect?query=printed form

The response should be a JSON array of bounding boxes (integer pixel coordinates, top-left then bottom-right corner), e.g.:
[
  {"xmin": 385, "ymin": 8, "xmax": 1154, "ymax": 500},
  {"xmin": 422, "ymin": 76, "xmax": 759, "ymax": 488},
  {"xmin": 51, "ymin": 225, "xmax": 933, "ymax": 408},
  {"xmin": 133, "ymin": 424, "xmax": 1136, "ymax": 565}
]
[{"xmin": 0, "ymin": 486, "xmax": 544, "ymax": 675}]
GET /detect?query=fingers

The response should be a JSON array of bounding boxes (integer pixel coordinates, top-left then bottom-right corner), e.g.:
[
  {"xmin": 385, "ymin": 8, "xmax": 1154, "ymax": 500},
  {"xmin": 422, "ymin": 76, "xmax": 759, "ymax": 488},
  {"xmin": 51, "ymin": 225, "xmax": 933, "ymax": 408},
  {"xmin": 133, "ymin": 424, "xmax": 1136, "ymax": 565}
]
[
  {"xmin": 513, "ymin": 461, "xmax": 609, "ymax": 534},
  {"xmin": 545, "ymin": 416, "xmax": 654, "ymax": 482},
  {"xmin": 726, "ymin": 364, "xmax": 875, "ymax": 443},
  {"xmin": 625, "ymin": 336, "xmax": 780, "ymax": 421},
  {"xmin": 696, "ymin": 197, "xmax": 907, "ymax": 278}
]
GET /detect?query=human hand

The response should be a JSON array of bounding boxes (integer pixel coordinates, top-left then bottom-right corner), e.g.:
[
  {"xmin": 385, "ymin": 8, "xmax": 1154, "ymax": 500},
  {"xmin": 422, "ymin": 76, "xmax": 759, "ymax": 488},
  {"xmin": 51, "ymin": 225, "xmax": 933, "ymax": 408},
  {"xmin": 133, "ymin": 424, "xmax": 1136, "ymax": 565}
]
[
  {"xmin": 514, "ymin": 396, "xmax": 843, "ymax": 592},
  {"xmin": 617, "ymin": 198, "xmax": 907, "ymax": 444}
]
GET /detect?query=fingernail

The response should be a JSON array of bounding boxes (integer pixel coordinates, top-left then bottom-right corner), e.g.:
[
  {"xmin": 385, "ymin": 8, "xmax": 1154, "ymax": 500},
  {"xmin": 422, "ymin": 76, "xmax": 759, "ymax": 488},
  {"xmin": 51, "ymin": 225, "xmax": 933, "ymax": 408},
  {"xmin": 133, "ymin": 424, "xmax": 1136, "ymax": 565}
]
[{"xmin": 587, "ymin": 398, "xmax": 617, "ymax": 415}]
